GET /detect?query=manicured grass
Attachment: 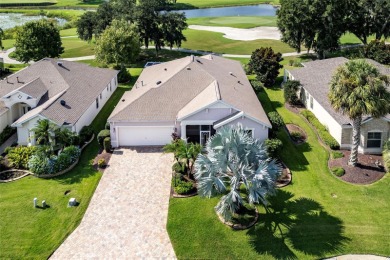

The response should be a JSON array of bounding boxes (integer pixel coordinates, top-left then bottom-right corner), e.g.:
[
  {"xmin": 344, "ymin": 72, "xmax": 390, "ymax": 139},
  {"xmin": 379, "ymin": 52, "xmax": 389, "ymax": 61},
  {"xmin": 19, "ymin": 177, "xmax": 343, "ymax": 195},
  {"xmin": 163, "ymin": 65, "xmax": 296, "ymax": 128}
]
[
  {"xmin": 182, "ymin": 29, "xmax": 296, "ymax": 54},
  {"xmin": 0, "ymin": 8, "xmax": 84, "ymax": 21},
  {"xmin": 60, "ymin": 28, "xmax": 77, "ymax": 37},
  {"xmin": 0, "ymin": 0, "xmax": 55, "ymax": 3},
  {"xmin": 175, "ymin": 0, "xmax": 279, "ymax": 9},
  {"xmin": 2, "ymin": 39, "xmax": 15, "ymax": 50},
  {"xmin": 0, "ymin": 68, "xmax": 141, "ymax": 259},
  {"xmin": 188, "ymin": 16, "xmax": 277, "ymax": 28},
  {"xmin": 167, "ymin": 78, "xmax": 390, "ymax": 258},
  {"xmin": 60, "ymin": 37, "xmax": 95, "ymax": 58}
]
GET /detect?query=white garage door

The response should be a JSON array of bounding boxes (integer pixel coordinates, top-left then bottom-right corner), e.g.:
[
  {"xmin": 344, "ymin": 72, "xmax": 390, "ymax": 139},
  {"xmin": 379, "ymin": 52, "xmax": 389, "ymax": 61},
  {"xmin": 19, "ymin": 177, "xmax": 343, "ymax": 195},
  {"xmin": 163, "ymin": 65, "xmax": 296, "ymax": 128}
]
[{"xmin": 117, "ymin": 126, "xmax": 173, "ymax": 146}]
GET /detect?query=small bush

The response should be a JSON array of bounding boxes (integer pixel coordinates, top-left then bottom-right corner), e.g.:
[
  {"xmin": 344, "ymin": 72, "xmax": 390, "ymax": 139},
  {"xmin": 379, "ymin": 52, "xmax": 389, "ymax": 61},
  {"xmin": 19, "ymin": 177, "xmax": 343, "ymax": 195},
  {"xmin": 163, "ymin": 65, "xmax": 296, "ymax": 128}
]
[
  {"xmin": 267, "ymin": 111, "xmax": 284, "ymax": 134},
  {"xmin": 283, "ymin": 80, "xmax": 301, "ymax": 105},
  {"xmin": 117, "ymin": 66, "xmax": 131, "ymax": 83},
  {"xmin": 290, "ymin": 131, "xmax": 304, "ymax": 142},
  {"xmin": 3, "ymin": 146, "xmax": 14, "ymax": 155},
  {"xmin": 28, "ymin": 152, "xmax": 54, "ymax": 175},
  {"xmin": 250, "ymin": 80, "xmax": 263, "ymax": 93},
  {"xmin": 7, "ymin": 146, "xmax": 37, "ymax": 169},
  {"xmin": 331, "ymin": 151, "xmax": 344, "ymax": 159},
  {"xmin": 105, "ymin": 122, "xmax": 110, "ymax": 130},
  {"xmin": 0, "ymin": 125, "xmax": 16, "ymax": 145},
  {"xmin": 97, "ymin": 130, "xmax": 110, "ymax": 147},
  {"xmin": 300, "ymin": 110, "xmax": 340, "ymax": 150},
  {"xmin": 103, "ymin": 137, "xmax": 111, "ymax": 153},
  {"xmin": 364, "ymin": 40, "xmax": 390, "ymax": 65},
  {"xmin": 331, "ymin": 167, "xmax": 345, "ymax": 177},
  {"xmin": 265, "ymin": 138, "xmax": 283, "ymax": 158},
  {"xmin": 79, "ymin": 125, "xmax": 94, "ymax": 144},
  {"xmin": 172, "ymin": 162, "xmax": 185, "ymax": 174},
  {"xmin": 98, "ymin": 159, "xmax": 106, "ymax": 168},
  {"xmin": 172, "ymin": 177, "xmax": 194, "ymax": 195}
]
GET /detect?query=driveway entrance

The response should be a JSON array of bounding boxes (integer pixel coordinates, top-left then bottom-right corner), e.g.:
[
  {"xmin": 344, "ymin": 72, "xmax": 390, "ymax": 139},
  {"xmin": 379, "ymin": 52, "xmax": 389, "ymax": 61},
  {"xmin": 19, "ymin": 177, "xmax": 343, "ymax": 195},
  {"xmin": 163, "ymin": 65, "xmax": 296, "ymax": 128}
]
[{"xmin": 51, "ymin": 147, "xmax": 176, "ymax": 259}]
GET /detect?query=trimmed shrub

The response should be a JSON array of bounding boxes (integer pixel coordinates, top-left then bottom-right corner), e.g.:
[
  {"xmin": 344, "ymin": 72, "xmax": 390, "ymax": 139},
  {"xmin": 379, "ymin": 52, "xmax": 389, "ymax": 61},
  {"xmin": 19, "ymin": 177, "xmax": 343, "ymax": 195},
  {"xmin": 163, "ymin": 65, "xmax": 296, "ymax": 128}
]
[
  {"xmin": 7, "ymin": 146, "xmax": 37, "ymax": 169},
  {"xmin": 331, "ymin": 151, "xmax": 344, "ymax": 159},
  {"xmin": 0, "ymin": 125, "xmax": 16, "ymax": 145},
  {"xmin": 364, "ymin": 40, "xmax": 390, "ymax": 65},
  {"xmin": 79, "ymin": 125, "xmax": 94, "ymax": 144},
  {"xmin": 290, "ymin": 131, "xmax": 304, "ymax": 142},
  {"xmin": 104, "ymin": 137, "xmax": 111, "ymax": 153},
  {"xmin": 331, "ymin": 167, "xmax": 345, "ymax": 177},
  {"xmin": 283, "ymin": 80, "xmax": 301, "ymax": 105},
  {"xmin": 300, "ymin": 110, "xmax": 340, "ymax": 150},
  {"xmin": 172, "ymin": 177, "xmax": 195, "ymax": 195},
  {"xmin": 117, "ymin": 66, "xmax": 131, "ymax": 83},
  {"xmin": 249, "ymin": 79, "xmax": 263, "ymax": 93},
  {"xmin": 28, "ymin": 153, "xmax": 54, "ymax": 175},
  {"xmin": 97, "ymin": 130, "xmax": 110, "ymax": 147},
  {"xmin": 267, "ymin": 111, "xmax": 284, "ymax": 133},
  {"xmin": 172, "ymin": 162, "xmax": 185, "ymax": 174},
  {"xmin": 98, "ymin": 159, "xmax": 106, "ymax": 168},
  {"xmin": 3, "ymin": 146, "xmax": 14, "ymax": 155},
  {"xmin": 265, "ymin": 138, "xmax": 283, "ymax": 158}
]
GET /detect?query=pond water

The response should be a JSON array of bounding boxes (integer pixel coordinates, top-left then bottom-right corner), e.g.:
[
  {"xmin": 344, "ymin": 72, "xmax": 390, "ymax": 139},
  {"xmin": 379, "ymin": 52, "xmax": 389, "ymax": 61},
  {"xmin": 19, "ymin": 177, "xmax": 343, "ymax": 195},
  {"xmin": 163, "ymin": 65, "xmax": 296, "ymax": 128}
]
[
  {"xmin": 0, "ymin": 13, "xmax": 67, "ymax": 30},
  {"xmin": 174, "ymin": 4, "xmax": 277, "ymax": 18}
]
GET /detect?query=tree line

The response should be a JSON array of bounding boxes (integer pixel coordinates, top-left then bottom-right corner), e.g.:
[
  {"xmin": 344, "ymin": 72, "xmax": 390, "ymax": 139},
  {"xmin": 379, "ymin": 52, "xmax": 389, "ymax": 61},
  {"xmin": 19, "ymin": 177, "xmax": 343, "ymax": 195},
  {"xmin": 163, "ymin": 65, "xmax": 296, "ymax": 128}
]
[{"xmin": 277, "ymin": 0, "xmax": 390, "ymax": 59}]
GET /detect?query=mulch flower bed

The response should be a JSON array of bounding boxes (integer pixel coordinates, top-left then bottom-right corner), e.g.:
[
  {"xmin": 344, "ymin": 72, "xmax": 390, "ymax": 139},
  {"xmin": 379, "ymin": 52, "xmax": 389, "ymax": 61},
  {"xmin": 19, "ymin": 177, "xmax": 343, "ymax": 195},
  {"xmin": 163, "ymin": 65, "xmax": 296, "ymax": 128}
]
[
  {"xmin": 0, "ymin": 170, "xmax": 26, "ymax": 181},
  {"xmin": 93, "ymin": 150, "xmax": 112, "ymax": 172},
  {"xmin": 285, "ymin": 124, "xmax": 307, "ymax": 144},
  {"xmin": 285, "ymin": 102, "xmax": 305, "ymax": 114},
  {"xmin": 276, "ymin": 163, "xmax": 292, "ymax": 188},
  {"xmin": 328, "ymin": 150, "xmax": 386, "ymax": 184}
]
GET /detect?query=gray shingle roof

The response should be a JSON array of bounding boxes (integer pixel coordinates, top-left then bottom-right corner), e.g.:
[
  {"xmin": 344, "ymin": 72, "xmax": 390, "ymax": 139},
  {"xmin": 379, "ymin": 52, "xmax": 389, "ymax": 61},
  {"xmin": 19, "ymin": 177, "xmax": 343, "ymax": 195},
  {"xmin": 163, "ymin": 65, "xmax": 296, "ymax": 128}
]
[
  {"xmin": 288, "ymin": 57, "xmax": 390, "ymax": 125},
  {"xmin": 109, "ymin": 55, "xmax": 271, "ymax": 127},
  {"xmin": 1, "ymin": 58, "xmax": 118, "ymax": 126}
]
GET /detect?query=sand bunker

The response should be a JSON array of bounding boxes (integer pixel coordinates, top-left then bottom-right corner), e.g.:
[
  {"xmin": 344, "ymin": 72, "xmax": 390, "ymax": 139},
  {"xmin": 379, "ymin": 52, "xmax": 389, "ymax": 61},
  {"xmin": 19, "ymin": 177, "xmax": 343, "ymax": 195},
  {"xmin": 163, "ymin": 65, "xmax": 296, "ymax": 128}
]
[{"xmin": 188, "ymin": 25, "xmax": 281, "ymax": 41}]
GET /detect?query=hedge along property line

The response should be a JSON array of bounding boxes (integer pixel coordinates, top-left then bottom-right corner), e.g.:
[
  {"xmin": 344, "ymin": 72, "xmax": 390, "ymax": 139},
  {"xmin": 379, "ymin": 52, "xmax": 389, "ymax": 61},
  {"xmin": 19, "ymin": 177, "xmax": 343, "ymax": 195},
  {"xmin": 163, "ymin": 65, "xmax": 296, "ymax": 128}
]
[
  {"xmin": 300, "ymin": 109, "xmax": 340, "ymax": 150},
  {"xmin": 37, "ymin": 134, "xmax": 95, "ymax": 179},
  {"xmin": 0, "ymin": 134, "xmax": 95, "ymax": 182}
]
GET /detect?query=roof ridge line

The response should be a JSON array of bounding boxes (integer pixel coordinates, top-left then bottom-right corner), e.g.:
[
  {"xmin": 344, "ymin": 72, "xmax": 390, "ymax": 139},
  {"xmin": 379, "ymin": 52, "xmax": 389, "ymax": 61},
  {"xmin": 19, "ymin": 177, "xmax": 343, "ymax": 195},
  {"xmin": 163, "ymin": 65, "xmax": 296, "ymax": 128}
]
[
  {"xmin": 3, "ymin": 76, "xmax": 41, "ymax": 98},
  {"xmin": 214, "ymin": 80, "xmax": 221, "ymax": 100}
]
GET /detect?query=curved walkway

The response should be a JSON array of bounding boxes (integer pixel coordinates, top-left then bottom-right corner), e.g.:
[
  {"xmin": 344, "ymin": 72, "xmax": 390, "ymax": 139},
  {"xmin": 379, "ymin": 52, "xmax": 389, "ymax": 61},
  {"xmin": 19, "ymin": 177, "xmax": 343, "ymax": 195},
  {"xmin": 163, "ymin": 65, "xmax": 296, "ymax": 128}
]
[
  {"xmin": 51, "ymin": 147, "xmax": 175, "ymax": 259},
  {"xmin": 325, "ymin": 255, "xmax": 389, "ymax": 260}
]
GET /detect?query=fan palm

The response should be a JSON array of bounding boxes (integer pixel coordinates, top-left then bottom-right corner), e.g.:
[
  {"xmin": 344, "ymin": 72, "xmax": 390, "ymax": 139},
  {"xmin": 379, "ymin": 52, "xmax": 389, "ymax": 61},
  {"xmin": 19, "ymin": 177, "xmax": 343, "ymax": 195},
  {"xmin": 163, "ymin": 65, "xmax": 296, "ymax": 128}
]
[
  {"xmin": 329, "ymin": 59, "xmax": 390, "ymax": 166},
  {"xmin": 194, "ymin": 124, "xmax": 281, "ymax": 222},
  {"xmin": 31, "ymin": 119, "xmax": 57, "ymax": 146},
  {"xmin": 55, "ymin": 128, "xmax": 76, "ymax": 150},
  {"xmin": 176, "ymin": 142, "xmax": 202, "ymax": 179}
]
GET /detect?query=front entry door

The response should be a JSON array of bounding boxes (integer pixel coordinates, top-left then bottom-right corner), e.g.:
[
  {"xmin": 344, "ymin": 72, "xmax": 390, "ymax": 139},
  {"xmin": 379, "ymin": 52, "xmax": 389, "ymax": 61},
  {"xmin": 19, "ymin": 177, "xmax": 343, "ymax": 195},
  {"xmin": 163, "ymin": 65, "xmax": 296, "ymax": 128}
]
[{"xmin": 200, "ymin": 131, "xmax": 210, "ymax": 146}]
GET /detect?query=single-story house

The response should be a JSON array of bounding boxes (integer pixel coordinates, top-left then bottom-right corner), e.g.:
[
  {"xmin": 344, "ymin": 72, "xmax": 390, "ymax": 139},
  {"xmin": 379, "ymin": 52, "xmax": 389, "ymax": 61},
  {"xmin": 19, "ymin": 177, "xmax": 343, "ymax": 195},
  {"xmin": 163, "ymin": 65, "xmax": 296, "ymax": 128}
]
[
  {"xmin": 0, "ymin": 58, "xmax": 118, "ymax": 145},
  {"xmin": 284, "ymin": 57, "xmax": 390, "ymax": 154},
  {"xmin": 108, "ymin": 55, "xmax": 271, "ymax": 147}
]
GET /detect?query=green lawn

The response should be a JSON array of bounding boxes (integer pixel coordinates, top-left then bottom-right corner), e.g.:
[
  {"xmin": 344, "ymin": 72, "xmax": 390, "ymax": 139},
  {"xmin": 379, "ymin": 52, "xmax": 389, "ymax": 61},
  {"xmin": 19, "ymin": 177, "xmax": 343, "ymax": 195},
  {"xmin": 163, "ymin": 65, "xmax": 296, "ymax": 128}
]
[
  {"xmin": 182, "ymin": 29, "xmax": 296, "ymax": 54},
  {"xmin": 188, "ymin": 16, "xmax": 277, "ymax": 28},
  {"xmin": 60, "ymin": 37, "xmax": 95, "ymax": 58},
  {"xmin": 175, "ymin": 0, "xmax": 279, "ymax": 9},
  {"xmin": 0, "ymin": 68, "xmax": 141, "ymax": 259},
  {"xmin": 167, "ymin": 78, "xmax": 390, "ymax": 258},
  {"xmin": 60, "ymin": 28, "xmax": 77, "ymax": 37}
]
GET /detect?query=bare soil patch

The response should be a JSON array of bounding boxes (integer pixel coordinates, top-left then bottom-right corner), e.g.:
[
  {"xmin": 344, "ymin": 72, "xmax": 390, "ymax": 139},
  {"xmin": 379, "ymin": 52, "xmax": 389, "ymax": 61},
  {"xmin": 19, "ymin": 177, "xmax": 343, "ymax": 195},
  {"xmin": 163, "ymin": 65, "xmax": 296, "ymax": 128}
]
[
  {"xmin": 328, "ymin": 150, "xmax": 386, "ymax": 184},
  {"xmin": 276, "ymin": 163, "xmax": 292, "ymax": 188},
  {"xmin": 0, "ymin": 170, "xmax": 25, "ymax": 181},
  {"xmin": 285, "ymin": 102, "xmax": 304, "ymax": 114}
]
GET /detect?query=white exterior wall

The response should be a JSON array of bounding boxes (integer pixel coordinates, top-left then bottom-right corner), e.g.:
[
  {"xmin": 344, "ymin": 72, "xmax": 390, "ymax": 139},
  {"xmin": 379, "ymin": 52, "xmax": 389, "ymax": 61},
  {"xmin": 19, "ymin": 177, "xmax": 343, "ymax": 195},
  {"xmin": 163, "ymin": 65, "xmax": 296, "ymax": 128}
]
[
  {"xmin": 218, "ymin": 117, "xmax": 269, "ymax": 142},
  {"xmin": 16, "ymin": 116, "xmax": 45, "ymax": 145},
  {"xmin": 74, "ymin": 76, "xmax": 118, "ymax": 133},
  {"xmin": 0, "ymin": 112, "xmax": 9, "ymax": 133}
]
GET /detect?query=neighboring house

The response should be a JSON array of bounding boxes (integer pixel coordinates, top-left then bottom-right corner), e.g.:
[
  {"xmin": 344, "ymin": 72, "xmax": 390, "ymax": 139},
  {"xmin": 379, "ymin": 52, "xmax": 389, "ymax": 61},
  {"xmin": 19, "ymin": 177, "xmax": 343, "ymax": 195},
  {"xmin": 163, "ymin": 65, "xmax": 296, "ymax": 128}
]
[
  {"xmin": 285, "ymin": 57, "xmax": 390, "ymax": 154},
  {"xmin": 108, "ymin": 55, "xmax": 271, "ymax": 147},
  {"xmin": 0, "ymin": 58, "xmax": 118, "ymax": 145}
]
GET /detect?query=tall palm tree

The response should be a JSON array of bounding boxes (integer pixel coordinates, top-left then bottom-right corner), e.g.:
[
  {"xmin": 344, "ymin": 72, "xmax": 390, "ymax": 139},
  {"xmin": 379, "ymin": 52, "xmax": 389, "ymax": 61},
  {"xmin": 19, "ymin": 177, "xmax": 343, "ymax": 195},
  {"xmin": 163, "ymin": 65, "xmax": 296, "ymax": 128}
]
[
  {"xmin": 329, "ymin": 59, "xmax": 390, "ymax": 166},
  {"xmin": 194, "ymin": 124, "xmax": 281, "ymax": 222},
  {"xmin": 177, "ymin": 142, "xmax": 202, "ymax": 179}
]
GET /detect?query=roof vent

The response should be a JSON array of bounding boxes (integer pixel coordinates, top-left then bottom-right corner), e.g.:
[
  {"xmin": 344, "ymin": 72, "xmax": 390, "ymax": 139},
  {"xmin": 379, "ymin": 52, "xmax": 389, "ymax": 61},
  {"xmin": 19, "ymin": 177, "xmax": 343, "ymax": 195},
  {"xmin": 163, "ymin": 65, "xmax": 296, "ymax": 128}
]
[
  {"xmin": 229, "ymin": 72, "xmax": 236, "ymax": 77},
  {"xmin": 122, "ymin": 99, "xmax": 125, "ymax": 102},
  {"xmin": 164, "ymin": 68, "xmax": 167, "ymax": 71},
  {"xmin": 186, "ymin": 67, "xmax": 191, "ymax": 70},
  {"xmin": 238, "ymin": 80, "xmax": 242, "ymax": 85},
  {"xmin": 16, "ymin": 76, "xmax": 20, "ymax": 83},
  {"xmin": 60, "ymin": 100, "xmax": 66, "ymax": 106},
  {"xmin": 156, "ymin": 81, "xmax": 162, "ymax": 85},
  {"xmin": 196, "ymin": 59, "xmax": 203, "ymax": 64},
  {"xmin": 57, "ymin": 61, "xmax": 63, "ymax": 66}
]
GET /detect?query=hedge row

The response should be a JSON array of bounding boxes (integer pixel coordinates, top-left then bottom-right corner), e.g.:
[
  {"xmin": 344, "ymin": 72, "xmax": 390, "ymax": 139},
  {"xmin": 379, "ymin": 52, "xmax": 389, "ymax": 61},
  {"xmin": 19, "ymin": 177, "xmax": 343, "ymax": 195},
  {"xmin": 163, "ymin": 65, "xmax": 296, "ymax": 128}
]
[{"xmin": 300, "ymin": 109, "xmax": 340, "ymax": 150}]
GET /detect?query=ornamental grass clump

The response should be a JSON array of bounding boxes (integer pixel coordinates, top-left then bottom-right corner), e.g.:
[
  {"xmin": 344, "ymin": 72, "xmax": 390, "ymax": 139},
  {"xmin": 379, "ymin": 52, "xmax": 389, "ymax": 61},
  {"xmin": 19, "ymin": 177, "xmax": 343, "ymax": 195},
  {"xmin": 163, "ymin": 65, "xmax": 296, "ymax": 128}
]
[{"xmin": 194, "ymin": 124, "xmax": 281, "ymax": 222}]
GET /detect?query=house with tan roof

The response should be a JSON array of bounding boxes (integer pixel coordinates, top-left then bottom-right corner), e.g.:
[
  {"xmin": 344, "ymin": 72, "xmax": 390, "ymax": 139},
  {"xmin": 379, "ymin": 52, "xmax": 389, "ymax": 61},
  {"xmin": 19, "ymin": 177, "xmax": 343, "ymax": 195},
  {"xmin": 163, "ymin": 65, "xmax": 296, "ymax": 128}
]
[
  {"xmin": 108, "ymin": 55, "xmax": 271, "ymax": 147},
  {"xmin": 0, "ymin": 58, "xmax": 118, "ymax": 145},
  {"xmin": 285, "ymin": 57, "xmax": 390, "ymax": 154}
]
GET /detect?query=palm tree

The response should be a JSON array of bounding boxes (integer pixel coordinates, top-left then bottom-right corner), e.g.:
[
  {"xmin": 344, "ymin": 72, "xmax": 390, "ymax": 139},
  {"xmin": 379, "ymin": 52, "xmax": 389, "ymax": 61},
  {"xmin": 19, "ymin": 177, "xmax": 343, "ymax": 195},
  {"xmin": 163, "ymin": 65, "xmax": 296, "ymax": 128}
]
[
  {"xmin": 31, "ymin": 119, "xmax": 57, "ymax": 148},
  {"xmin": 194, "ymin": 124, "xmax": 281, "ymax": 222},
  {"xmin": 55, "ymin": 128, "xmax": 76, "ymax": 150},
  {"xmin": 329, "ymin": 59, "xmax": 390, "ymax": 166},
  {"xmin": 177, "ymin": 142, "xmax": 202, "ymax": 179}
]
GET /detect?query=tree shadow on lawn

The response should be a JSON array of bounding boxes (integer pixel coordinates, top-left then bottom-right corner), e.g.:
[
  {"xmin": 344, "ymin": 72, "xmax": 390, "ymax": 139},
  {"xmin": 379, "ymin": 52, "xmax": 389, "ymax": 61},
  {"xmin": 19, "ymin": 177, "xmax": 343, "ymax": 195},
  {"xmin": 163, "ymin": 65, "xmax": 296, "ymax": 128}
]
[{"xmin": 247, "ymin": 190, "xmax": 350, "ymax": 259}]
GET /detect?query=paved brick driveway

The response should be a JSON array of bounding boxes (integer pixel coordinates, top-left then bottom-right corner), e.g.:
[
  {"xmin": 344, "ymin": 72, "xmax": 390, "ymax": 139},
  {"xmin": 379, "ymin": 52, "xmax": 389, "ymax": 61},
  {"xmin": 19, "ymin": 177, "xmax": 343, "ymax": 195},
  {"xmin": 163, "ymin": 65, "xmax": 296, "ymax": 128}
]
[{"xmin": 51, "ymin": 147, "xmax": 176, "ymax": 259}]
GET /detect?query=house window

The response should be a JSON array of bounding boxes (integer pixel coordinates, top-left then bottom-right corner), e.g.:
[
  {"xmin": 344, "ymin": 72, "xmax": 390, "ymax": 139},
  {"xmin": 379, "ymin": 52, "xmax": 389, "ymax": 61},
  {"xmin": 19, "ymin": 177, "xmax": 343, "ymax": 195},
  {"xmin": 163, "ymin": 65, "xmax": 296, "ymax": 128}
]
[
  {"xmin": 100, "ymin": 93, "xmax": 102, "ymax": 99},
  {"xmin": 109, "ymin": 83, "xmax": 112, "ymax": 92},
  {"xmin": 107, "ymin": 85, "xmax": 109, "ymax": 91},
  {"xmin": 310, "ymin": 96, "xmax": 313, "ymax": 109},
  {"xmin": 244, "ymin": 129, "xmax": 254, "ymax": 138},
  {"xmin": 96, "ymin": 98, "xmax": 99, "ymax": 108},
  {"xmin": 367, "ymin": 132, "xmax": 381, "ymax": 148}
]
